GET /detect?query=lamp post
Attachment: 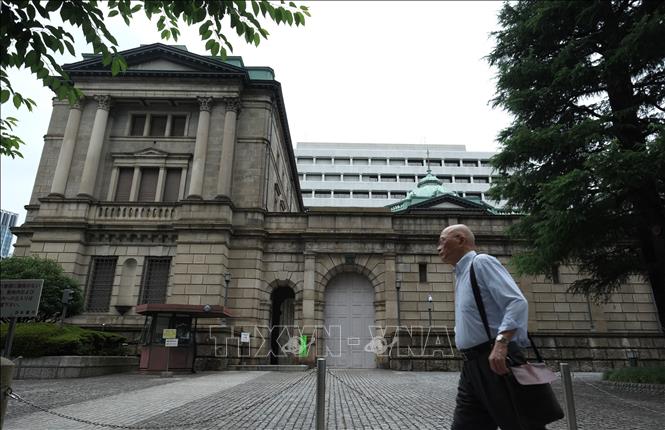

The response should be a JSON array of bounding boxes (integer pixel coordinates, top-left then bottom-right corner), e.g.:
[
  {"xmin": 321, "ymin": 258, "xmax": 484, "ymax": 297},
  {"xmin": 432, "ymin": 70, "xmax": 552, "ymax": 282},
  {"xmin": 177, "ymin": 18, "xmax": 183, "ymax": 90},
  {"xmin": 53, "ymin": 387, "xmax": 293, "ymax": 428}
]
[
  {"xmin": 427, "ymin": 294, "xmax": 432, "ymax": 328},
  {"xmin": 396, "ymin": 278, "xmax": 402, "ymax": 332},
  {"xmin": 223, "ymin": 272, "xmax": 231, "ymax": 308}
]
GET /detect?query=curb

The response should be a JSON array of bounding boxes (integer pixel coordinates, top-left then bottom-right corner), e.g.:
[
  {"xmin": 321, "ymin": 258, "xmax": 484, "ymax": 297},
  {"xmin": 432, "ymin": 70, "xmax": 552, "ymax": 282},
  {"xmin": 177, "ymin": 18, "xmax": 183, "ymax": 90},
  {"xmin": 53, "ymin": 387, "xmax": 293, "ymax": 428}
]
[{"xmin": 599, "ymin": 380, "xmax": 665, "ymax": 395}]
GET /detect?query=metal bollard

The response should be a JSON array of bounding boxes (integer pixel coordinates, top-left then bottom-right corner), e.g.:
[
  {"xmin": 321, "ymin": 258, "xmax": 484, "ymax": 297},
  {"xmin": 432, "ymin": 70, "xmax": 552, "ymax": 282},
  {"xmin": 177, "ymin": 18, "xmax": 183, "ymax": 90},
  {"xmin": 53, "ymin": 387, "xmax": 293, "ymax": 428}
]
[
  {"xmin": 1, "ymin": 357, "xmax": 16, "ymax": 429},
  {"xmin": 559, "ymin": 363, "xmax": 578, "ymax": 430},
  {"xmin": 316, "ymin": 358, "xmax": 326, "ymax": 430}
]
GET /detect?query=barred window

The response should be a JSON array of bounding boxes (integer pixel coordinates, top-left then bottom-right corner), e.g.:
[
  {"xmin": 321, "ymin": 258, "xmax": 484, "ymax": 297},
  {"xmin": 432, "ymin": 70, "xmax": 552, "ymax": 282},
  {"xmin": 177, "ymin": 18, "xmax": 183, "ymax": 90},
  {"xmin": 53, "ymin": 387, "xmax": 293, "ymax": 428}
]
[
  {"xmin": 86, "ymin": 257, "xmax": 118, "ymax": 312},
  {"xmin": 140, "ymin": 257, "xmax": 171, "ymax": 304},
  {"xmin": 419, "ymin": 263, "xmax": 427, "ymax": 283}
]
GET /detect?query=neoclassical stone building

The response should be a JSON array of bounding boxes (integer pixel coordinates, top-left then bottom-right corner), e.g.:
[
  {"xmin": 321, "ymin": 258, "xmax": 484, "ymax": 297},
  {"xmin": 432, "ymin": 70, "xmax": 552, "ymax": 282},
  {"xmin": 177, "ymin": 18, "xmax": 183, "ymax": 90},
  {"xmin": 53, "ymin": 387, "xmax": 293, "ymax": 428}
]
[{"xmin": 14, "ymin": 44, "xmax": 664, "ymax": 370}]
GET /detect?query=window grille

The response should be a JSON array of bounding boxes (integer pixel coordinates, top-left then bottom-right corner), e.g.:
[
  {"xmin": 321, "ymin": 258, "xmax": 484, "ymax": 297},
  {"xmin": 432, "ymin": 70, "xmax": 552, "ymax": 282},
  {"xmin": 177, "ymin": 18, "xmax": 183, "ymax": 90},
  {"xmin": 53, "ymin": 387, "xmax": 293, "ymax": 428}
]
[
  {"xmin": 86, "ymin": 257, "xmax": 118, "ymax": 312},
  {"xmin": 140, "ymin": 257, "xmax": 171, "ymax": 304}
]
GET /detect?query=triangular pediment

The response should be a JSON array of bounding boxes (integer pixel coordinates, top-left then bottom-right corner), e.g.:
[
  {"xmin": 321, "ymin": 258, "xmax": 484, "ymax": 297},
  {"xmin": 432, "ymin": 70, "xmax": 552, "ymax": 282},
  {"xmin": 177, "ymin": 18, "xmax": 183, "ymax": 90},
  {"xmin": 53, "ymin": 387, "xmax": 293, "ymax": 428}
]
[
  {"xmin": 132, "ymin": 148, "xmax": 170, "ymax": 157},
  {"xmin": 63, "ymin": 43, "xmax": 247, "ymax": 77}
]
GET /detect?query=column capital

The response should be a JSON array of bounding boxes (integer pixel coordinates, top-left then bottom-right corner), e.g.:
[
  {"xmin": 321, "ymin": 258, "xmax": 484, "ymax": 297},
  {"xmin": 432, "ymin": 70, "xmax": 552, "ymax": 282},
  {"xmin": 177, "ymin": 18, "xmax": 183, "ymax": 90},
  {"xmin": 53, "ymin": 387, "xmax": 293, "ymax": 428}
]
[
  {"xmin": 223, "ymin": 97, "xmax": 241, "ymax": 113},
  {"xmin": 70, "ymin": 97, "xmax": 85, "ymax": 110},
  {"xmin": 198, "ymin": 96, "xmax": 214, "ymax": 112},
  {"xmin": 93, "ymin": 95, "xmax": 111, "ymax": 111}
]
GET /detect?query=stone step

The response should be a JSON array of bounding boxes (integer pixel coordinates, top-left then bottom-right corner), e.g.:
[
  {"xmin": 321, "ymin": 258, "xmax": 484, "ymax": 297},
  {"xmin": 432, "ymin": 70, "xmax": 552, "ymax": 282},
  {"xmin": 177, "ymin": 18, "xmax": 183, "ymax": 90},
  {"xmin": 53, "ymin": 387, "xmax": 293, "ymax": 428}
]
[{"xmin": 228, "ymin": 364, "xmax": 310, "ymax": 372}]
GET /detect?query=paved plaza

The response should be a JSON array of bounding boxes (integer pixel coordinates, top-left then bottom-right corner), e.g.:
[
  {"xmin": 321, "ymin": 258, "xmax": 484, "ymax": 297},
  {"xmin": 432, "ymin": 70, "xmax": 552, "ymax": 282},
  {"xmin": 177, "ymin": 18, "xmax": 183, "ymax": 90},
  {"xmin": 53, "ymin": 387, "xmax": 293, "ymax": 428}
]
[{"xmin": 4, "ymin": 370, "xmax": 664, "ymax": 429}]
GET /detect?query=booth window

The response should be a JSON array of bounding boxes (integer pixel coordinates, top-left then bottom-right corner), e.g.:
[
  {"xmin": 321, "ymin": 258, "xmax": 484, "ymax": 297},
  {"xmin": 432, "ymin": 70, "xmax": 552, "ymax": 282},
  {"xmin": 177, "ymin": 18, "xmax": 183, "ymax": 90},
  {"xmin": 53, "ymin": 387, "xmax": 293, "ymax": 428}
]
[
  {"xmin": 86, "ymin": 257, "xmax": 118, "ymax": 312},
  {"xmin": 139, "ymin": 257, "xmax": 171, "ymax": 304},
  {"xmin": 142, "ymin": 313, "xmax": 192, "ymax": 345}
]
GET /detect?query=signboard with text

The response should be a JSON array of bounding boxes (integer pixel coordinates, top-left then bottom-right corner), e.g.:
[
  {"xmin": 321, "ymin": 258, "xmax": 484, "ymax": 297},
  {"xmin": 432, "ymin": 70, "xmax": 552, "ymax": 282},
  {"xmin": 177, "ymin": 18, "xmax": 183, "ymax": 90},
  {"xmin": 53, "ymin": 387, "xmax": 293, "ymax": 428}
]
[
  {"xmin": 165, "ymin": 338, "xmax": 179, "ymax": 347},
  {"xmin": 1, "ymin": 279, "xmax": 44, "ymax": 318},
  {"xmin": 240, "ymin": 332, "xmax": 250, "ymax": 343},
  {"xmin": 162, "ymin": 329, "xmax": 177, "ymax": 339}
]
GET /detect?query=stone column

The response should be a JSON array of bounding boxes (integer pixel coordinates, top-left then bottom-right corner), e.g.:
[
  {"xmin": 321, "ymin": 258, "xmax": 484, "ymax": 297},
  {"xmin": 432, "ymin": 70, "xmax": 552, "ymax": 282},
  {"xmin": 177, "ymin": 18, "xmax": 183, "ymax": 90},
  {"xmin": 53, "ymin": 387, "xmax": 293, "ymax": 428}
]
[
  {"xmin": 384, "ymin": 253, "xmax": 398, "ymax": 330},
  {"xmin": 50, "ymin": 99, "xmax": 84, "ymax": 196},
  {"xmin": 78, "ymin": 95, "xmax": 111, "ymax": 198},
  {"xmin": 302, "ymin": 252, "xmax": 316, "ymax": 327},
  {"xmin": 215, "ymin": 97, "xmax": 241, "ymax": 199},
  {"xmin": 187, "ymin": 97, "xmax": 213, "ymax": 199}
]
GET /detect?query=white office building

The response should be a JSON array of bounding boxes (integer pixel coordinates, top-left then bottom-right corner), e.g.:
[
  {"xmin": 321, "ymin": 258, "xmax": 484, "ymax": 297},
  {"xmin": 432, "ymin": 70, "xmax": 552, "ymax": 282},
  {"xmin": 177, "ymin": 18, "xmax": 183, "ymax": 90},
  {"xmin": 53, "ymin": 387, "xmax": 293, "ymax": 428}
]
[{"xmin": 295, "ymin": 142, "xmax": 500, "ymax": 208}]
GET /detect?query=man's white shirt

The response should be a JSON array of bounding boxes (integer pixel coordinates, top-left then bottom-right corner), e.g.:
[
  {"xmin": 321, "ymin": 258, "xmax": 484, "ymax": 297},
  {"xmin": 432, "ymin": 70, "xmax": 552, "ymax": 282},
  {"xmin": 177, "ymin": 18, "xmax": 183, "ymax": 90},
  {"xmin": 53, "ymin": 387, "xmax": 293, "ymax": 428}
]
[{"xmin": 453, "ymin": 251, "xmax": 529, "ymax": 350}]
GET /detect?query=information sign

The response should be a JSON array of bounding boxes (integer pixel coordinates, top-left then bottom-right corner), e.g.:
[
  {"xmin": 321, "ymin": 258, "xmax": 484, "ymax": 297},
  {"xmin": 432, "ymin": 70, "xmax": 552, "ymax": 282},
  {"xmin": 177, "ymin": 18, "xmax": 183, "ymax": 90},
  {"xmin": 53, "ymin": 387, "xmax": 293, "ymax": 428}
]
[
  {"xmin": 240, "ymin": 332, "xmax": 250, "ymax": 343},
  {"xmin": 165, "ymin": 338, "xmax": 179, "ymax": 347},
  {"xmin": 1, "ymin": 279, "xmax": 44, "ymax": 318},
  {"xmin": 162, "ymin": 329, "xmax": 177, "ymax": 339}
]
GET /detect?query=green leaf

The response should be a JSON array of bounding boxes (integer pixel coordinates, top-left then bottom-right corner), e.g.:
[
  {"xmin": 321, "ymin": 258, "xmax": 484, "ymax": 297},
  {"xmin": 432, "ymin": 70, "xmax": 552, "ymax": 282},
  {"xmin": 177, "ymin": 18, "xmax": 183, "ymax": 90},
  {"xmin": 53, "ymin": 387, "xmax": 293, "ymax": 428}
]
[
  {"xmin": 108, "ymin": 10, "xmax": 119, "ymax": 17},
  {"xmin": 13, "ymin": 94, "xmax": 23, "ymax": 109},
  {"xmin": 111, "ymin": 57, "xmax": 120, "ymax": 75},
  {"xmin": 64, "ymin": 40, "xmax": 75, "ymax": 56},
  {"xmin": 25, "ymin": 50, "xmax": 38, "ymax": 68},
  {"xmin": 0, "ymin": 90, "xmax": 9, "ymax": 104},
  {"xmin": 45, "ymin": 0, "xmax": 60, "ymax": 13}
]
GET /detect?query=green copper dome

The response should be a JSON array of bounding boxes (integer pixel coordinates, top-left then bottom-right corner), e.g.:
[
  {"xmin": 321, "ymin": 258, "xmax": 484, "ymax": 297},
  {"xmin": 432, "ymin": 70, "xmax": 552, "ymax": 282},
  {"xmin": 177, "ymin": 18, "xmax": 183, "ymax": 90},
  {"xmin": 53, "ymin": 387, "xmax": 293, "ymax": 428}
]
[{"xmin": 388, "ymin": 169, "xmax": 456, "ymax": 212}]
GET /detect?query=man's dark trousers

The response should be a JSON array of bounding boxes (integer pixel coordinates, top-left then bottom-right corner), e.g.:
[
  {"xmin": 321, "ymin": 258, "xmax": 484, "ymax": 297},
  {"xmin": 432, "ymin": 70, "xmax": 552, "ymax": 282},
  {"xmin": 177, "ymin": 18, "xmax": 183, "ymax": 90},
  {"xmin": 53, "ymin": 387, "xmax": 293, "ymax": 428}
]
[{"xmin": 451, "ymin": 343, "xmax": 547, "ymax": 430}]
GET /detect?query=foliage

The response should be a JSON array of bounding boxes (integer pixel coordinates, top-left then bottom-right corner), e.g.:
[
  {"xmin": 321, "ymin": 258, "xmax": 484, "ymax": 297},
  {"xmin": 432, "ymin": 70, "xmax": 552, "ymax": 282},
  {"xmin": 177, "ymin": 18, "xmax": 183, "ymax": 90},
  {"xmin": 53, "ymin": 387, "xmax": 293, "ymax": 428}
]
[
  {"xmin": 0, "ymin": 0, "xmax": 310, "ymax": 157},
  {"xmin": 487, "ymin": 1, "xmax": 665, "ymax": 327},
  {"xmin": 603, "ymin": 367, "xmax": 665, "ymax": 385},
  {"xmin": 0, "ymin": 256, "xmax": 83, "ymax": 321},
  {"xmin": 0, "ymin": 323, "xmax": 126, "ymax": 358}
]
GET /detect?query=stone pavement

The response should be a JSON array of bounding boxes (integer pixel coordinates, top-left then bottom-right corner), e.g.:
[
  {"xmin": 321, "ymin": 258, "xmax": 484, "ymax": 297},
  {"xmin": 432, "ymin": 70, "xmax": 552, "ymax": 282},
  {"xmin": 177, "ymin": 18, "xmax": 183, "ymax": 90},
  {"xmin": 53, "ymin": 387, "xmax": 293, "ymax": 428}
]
[{"xmin": 4, "ymin": 370, "xmax": 664, "ymax": 429}]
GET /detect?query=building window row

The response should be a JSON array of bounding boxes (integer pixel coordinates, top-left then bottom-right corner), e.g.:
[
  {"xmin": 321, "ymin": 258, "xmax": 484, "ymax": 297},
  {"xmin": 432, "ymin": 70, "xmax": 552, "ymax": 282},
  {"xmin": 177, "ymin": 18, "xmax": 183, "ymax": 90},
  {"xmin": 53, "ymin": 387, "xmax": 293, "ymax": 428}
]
[
  {"xmin": 302, "ymin": 190, "xmax": 486, "ymax": 201},
  {"xmin": 296, "ymin": 157, "xmax": 492, "ymax": 167},
  {"xmin": 128, "ymin": 113, "xmax": 189, "ymax": 137},
  {"xmin": 114, "ymin": 167, "xmax": 183, "ymax": 202},
  {"xmin": 300, "ymin": 173, "xmax": 495, "ymax": 183}
]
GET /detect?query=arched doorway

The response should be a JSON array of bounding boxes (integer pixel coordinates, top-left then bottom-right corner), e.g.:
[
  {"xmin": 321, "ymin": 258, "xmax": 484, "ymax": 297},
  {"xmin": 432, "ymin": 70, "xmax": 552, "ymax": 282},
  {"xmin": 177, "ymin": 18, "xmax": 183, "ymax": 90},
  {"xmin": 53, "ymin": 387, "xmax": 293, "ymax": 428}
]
[
  {"xmin": 324, "ymin": 272, "xmax": 375, "ymax": 368},
  {"xmin": 270, "ymin": 286, "xmax": 295, "ymax": 364}
]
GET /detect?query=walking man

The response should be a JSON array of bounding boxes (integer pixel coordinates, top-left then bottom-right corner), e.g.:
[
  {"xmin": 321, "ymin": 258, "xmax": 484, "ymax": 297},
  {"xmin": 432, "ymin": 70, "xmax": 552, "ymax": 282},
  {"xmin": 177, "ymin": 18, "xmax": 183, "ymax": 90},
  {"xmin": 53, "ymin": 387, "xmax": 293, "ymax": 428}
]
[{"xmin": 438, "ymin": 224, "xmax": 544, "ymax": 430}]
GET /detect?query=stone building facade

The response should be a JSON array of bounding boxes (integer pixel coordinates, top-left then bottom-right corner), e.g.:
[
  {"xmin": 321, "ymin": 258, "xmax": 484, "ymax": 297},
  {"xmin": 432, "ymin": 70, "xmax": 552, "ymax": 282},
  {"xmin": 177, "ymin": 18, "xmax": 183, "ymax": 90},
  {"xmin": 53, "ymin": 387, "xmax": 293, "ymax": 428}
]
[{"xmin": 13, "ymin": 44, "xmax": 664, "ymax": 370}]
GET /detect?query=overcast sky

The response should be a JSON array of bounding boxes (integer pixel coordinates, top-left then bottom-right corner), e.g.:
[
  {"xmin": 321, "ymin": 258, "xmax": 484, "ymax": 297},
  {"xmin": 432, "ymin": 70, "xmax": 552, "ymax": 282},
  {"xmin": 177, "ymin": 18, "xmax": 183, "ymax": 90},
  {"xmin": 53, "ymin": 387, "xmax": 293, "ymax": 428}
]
[{"xmin": 0, "ymin": 1, "xmax": 510, "ymax": 228}]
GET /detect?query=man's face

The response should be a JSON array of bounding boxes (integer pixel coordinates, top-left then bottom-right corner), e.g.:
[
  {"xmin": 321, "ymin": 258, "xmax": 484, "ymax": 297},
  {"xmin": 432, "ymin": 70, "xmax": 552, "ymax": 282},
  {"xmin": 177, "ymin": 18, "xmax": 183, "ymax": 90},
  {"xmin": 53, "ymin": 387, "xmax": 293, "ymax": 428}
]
[{"xmin": 437, "ymin": 229, "xmax": 464, "ymax": 265}]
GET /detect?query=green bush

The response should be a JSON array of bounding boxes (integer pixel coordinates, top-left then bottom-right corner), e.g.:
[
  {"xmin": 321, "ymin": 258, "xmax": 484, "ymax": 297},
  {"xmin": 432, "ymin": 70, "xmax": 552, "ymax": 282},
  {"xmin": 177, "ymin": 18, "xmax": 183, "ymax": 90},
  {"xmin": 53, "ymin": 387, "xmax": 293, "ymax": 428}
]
[
  {"xmin": 603, "ymin": 367, "xmax": 665, "ymax": 384},
  {"xmin": 0, "ymin": 323, "xmax": 127, "ymax": 358},
  {"xmin": 1, "ymin": 256, "xmax": 84, "ymax": 321}
]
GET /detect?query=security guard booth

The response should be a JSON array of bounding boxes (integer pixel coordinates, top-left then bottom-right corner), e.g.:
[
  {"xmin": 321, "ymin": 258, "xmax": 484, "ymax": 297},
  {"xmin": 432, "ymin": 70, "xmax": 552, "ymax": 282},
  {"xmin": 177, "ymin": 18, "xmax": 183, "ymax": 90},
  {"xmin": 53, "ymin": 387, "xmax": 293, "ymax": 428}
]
[{"xmin": 136, "ymin": 304, "xmax": 231, "ymax": 372}]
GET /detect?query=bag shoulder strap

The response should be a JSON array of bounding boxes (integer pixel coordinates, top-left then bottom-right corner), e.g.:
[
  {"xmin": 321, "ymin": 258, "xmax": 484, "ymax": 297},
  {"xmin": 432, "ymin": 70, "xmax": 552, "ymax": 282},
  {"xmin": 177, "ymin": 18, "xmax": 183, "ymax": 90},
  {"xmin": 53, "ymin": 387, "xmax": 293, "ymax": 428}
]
[
  {"xmin": 469, "ymin": 257, "xmax": 493, "ymax": 343},
  {"xmin": 471, "ymin": 256, "xmax": 546, "ymax": 362}
]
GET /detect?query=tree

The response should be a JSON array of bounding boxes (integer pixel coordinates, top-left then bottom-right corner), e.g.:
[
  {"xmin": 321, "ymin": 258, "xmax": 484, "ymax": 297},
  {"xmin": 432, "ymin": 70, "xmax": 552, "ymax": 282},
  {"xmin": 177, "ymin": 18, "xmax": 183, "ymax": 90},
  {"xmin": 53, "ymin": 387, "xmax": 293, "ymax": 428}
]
[
  {"xmin": 0, "ymin": 0, "xmax": 310, "ymax": 158},
  {"xmin": 487, "ymin": 1, "xmax": 665, "ymax": 328},
  {"xmin": 0, "ymin": 256, "xmax": 84, "ymax": 321}
]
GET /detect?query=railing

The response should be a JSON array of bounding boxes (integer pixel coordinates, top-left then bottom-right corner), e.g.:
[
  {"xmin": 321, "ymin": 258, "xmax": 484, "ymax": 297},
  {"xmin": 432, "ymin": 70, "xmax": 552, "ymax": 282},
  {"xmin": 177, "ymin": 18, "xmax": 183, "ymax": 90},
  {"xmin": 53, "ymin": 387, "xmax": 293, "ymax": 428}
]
[{"xmin": 91, "ymin": 204, "xmax": 178, "ymax": 222}]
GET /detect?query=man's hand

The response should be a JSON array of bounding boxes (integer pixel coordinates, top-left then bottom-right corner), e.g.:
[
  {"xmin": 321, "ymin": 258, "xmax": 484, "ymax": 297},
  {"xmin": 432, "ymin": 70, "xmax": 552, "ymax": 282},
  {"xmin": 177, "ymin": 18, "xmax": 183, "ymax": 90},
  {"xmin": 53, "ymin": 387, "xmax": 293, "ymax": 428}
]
[{"xmin": 489, "ymin": 342, "xmax": 509, "ymax": 375}]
